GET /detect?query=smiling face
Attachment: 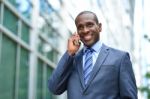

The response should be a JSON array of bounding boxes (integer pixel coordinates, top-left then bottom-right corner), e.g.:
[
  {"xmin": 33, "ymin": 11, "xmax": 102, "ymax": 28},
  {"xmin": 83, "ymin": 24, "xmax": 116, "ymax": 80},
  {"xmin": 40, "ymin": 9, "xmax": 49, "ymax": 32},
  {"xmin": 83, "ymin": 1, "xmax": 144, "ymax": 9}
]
[{"xmin": 75, "ymin": 12, "xmax": 102, "ymax": 47}]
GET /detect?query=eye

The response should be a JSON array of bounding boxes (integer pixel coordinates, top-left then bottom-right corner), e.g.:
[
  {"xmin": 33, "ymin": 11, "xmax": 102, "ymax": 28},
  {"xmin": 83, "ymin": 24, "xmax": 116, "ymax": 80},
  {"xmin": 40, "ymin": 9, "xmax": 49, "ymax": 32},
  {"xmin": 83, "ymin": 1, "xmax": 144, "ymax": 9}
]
[
  {"xmin": 77, "ymin": 25, "xmax": 83, "ymax": 30},
  {"xmin": 87, "ymin": 23, "xmax": 94, "ymax": 27}
]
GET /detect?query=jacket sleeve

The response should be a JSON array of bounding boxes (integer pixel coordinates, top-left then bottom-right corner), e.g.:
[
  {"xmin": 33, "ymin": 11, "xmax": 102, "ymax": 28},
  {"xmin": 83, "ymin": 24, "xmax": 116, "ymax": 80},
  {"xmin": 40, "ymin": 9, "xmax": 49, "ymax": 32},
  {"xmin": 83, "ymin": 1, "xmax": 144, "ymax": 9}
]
[
  {"xmin": 119, "ymin": 53, "xmax": 138, "ymax": 99},
  {"xmin": 48, "ymin": 51, "xmax": 74, "ymax": 95}
]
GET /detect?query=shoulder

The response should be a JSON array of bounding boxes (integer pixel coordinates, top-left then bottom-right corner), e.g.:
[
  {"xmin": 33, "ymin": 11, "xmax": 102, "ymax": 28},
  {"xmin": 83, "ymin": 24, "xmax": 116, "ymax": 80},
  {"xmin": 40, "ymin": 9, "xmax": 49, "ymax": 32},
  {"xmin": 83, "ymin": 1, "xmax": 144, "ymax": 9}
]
[{"xmin": 102, "ymin": 44, "xmax": 130, "ymax": 57}]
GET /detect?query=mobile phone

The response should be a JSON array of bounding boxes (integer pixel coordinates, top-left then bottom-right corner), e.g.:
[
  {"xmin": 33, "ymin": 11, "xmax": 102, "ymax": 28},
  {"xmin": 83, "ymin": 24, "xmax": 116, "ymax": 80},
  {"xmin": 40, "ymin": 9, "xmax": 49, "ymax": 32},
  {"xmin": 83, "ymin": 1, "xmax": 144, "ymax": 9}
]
[
  {"xmin": 73, "ymin": 32, "xmax": 81, "ymax": 46},
  {"xmin": 73, "ymin": 40, "xmax": 81, "ymax": 46}
]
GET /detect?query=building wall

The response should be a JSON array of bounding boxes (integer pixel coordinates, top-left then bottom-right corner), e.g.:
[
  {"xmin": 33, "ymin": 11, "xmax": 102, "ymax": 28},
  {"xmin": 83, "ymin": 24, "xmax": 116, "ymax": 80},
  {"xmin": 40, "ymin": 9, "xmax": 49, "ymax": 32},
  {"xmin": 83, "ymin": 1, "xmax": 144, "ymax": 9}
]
[
  {"xmin": 0, "ymin": 0, "xmax": 69, "ymax": 99},
  {"xmin": 0, "ymin": 0, "xmax": 32, "ymax": 99}
]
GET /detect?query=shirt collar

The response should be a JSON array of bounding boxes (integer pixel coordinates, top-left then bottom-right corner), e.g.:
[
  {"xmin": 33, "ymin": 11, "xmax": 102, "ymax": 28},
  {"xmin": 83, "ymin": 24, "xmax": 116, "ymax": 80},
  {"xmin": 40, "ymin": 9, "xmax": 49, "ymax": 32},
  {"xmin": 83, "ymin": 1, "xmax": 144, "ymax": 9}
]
[{"xmin": 83, "ymin": 40, "xmax": 102, "ymax": 53}]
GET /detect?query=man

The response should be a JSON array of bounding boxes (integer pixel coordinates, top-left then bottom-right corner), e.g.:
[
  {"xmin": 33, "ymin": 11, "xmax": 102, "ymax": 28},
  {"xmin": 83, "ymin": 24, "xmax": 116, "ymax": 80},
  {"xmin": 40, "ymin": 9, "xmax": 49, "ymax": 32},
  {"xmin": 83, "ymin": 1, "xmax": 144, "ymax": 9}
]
[{"xmin": 48, "ymin": 11, "xmax": 137, "ymax": 99}]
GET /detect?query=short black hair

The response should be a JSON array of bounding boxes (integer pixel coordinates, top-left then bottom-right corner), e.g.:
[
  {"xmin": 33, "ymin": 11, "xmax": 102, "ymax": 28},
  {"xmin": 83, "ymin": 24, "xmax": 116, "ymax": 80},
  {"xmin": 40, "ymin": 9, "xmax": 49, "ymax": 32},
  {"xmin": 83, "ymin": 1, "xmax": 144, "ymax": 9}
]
[{"xmin": 75, "ymin": 11, "xmax": 99, "ymax": 24}]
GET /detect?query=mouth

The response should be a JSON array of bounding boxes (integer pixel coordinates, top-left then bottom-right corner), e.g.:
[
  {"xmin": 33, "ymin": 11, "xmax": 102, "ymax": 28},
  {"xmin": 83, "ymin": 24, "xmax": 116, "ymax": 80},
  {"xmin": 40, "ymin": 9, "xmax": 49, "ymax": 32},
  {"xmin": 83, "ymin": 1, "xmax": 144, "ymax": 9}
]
[{"xmin": 83, "ymin": 34, "xmax": 92, "ymax": 41}]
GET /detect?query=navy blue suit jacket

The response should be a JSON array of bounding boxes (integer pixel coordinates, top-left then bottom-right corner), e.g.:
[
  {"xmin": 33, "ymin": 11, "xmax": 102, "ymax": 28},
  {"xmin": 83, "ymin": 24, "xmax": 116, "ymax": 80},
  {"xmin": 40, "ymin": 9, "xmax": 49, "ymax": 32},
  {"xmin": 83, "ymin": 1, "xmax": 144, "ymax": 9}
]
[{"xmin": 48, "ymin": 44, "xmax": 137, "ymax": 99}]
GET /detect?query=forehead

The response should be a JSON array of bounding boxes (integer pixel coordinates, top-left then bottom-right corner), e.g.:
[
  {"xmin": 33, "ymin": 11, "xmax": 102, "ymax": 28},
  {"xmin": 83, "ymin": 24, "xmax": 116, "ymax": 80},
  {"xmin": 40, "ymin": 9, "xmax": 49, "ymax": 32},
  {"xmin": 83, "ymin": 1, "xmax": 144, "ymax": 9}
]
[{"xmin": 75, "ymin": 13, "xmax": 96, "ymax": 25}]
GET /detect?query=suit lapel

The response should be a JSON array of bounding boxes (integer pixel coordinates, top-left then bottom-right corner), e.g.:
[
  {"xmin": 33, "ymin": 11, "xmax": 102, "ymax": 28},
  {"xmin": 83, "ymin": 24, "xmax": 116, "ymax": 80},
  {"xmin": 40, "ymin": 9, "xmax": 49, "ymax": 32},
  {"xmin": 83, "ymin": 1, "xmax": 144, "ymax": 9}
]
[
  {"xmin": 84, "ymin": 44, "xmax": 109, "ymax": 91},
  {"xmin": 76, "ymin": 50, "xmax": 85, "ymax": 89}
]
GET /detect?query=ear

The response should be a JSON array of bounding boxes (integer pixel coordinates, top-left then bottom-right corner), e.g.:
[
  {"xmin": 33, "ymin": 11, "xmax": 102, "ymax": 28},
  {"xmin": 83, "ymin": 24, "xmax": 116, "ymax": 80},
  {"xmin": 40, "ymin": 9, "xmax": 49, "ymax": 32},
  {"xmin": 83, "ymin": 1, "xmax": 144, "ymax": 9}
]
[{"xmin": 98, "ymin": 23, "xmax": 102, "ymax": 32}]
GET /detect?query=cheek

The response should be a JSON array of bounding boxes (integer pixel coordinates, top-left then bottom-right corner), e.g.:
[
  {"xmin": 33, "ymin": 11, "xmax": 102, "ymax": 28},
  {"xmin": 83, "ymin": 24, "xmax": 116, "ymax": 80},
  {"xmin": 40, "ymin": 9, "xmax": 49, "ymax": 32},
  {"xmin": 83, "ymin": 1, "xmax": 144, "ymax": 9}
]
[
  {"xmin": 78, "ymin": 35, "xmax": 84, "ymax": 42},
  {"xmin": 93, "ymin": 33, "xmax": 99, "ymax": 40},
  {"xmin": 79, "ymin": 33, "xmax": 85, "ymax": 38}
]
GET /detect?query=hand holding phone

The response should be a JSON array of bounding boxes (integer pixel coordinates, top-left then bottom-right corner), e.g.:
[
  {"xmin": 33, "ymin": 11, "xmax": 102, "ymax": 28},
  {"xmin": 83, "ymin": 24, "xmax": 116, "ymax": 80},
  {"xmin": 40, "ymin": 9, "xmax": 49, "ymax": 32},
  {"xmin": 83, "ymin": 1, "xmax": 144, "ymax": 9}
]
[
  {"xmin": 67, "ymin": 32, "xmax": 81, "ymax": 55},
  {"xmin": 73, "ymin": 39, "xmax": 81, "ymax": 46}
]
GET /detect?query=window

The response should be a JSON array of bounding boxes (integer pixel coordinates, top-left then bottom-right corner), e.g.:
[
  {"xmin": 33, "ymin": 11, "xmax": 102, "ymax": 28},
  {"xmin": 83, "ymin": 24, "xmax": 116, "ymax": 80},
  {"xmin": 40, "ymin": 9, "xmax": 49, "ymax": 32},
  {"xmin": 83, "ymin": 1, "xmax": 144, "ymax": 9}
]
[
  {"xmin": 0, "ymin": 34, "xmax": 17, "ymax": 99},
  {"xmin": 47, "ymin": 28, "xmax": 60, "ymax": 47},
  {"xmin": 3, "ymin": 5, "xmax": 30, "ymax": 44},
  {"xmin": 38, "ymin": 38, "xmax": 45, "ymax": 55},
  {"xmin": 16, "ymin": 0, "xmax": 32, "ymax": 19},
  {"xmin": 0, "ymin": 2, "xmax": 2, "ymax": 24},
  {"xmin": 37, "ymin": 59, "xmax": 43, "ymax": 99},
  {"xmin": 38, "ymin": 37, "xmax": 59, "ymax": 63},
  {"xmin": 37, "ymin": 17, "xmax": 60, "ymax": 63},
  {"xmin": 18, "ymin": 47, "xmax": 29, "ymax": 99},
  {"xmin": 7, "ymin": 0, "xmax": 32, "ymax": 19},
  {"xmin": 21, "ymin": 21, "xmax": 30, "ymax": 44},
  {"xmin": 47, "ymin": 49, "xmax": 59, "ymax": 63},
  {"xmin": 3, "ymin": 5, "xmax": 18, "ymax": 35},
  {"xmin": 40, "ymin": 0, "xmax": 53, "ymax": 15},
  {"xmin": 0, "ymin": 34, "xmax": 29, "ymax": 99},
  {"xmin": 0, "ymin": 32, "xmax": 2, "ymax": 63},
  {"xmin": 37, "ymin": 59, "xmax": 55, "ymax": 99},
  {"xmin": 39, "ymin": 18, "xmax": 61, "ymax": 47},
  {"xmin": 45, "ymin": 65, "xmax": 53, "ymax": 99},
  {"xmin": 7, "ymin": 0, "xmax": 16, "ymax": 6}
]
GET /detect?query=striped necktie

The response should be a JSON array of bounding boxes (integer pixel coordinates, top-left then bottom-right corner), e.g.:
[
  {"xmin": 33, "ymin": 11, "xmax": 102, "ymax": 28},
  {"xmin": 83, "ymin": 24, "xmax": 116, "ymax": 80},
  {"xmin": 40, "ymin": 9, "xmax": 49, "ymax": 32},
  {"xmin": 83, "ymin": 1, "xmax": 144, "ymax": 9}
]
[{"xmin": 83, "ymin": 48, "xmax": 93, "ymax": 85}]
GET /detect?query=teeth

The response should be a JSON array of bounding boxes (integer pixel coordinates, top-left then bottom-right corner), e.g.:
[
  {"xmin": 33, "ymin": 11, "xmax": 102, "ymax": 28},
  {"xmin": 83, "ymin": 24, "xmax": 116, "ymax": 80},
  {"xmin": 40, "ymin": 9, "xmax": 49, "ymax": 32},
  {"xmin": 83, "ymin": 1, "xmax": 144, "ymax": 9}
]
[{"xmin": 84, "ymin": 35, "xmax": 91, "ymax": 40}]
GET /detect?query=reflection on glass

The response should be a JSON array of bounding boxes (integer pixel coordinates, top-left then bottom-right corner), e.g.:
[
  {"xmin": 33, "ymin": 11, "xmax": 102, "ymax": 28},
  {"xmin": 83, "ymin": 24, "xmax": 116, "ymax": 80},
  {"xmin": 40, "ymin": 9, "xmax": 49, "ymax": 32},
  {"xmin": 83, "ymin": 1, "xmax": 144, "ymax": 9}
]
[
  {"xmin": 16, "ymin": 0, "xmax": 32, "ymax": 19},
  {"xmin": 40, "ymin": 0, "xmax": 53, "ymax": 15}
]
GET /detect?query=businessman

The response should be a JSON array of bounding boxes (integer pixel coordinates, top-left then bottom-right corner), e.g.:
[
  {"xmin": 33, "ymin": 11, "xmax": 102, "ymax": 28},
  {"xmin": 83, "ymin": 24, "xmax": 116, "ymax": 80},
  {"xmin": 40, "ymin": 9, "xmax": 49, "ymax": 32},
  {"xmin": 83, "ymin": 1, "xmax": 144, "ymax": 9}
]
[{"xmin": 48, "ymin": 11, "xmax": 137, "ymax": 99}]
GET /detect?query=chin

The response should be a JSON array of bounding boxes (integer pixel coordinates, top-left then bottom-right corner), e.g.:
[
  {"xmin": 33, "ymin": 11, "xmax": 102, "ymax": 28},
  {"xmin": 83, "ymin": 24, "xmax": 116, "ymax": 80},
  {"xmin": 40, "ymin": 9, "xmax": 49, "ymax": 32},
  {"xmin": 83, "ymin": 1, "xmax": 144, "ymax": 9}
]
[
  {"xmin": 84, "ymin": 42, "xmax": 93, "ymax": 47},
  {"xmin": 83, "ymin": 39, "xmax": 94, "ymax": 47}
]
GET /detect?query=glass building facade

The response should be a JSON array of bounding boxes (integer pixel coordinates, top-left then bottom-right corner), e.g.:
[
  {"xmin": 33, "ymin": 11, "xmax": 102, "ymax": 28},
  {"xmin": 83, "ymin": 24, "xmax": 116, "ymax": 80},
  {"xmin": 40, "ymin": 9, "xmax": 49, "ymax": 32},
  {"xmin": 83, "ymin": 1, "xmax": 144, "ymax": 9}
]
[{"xmin": 0, "ymin": 0, "xmax": 69, "ymax": 99}]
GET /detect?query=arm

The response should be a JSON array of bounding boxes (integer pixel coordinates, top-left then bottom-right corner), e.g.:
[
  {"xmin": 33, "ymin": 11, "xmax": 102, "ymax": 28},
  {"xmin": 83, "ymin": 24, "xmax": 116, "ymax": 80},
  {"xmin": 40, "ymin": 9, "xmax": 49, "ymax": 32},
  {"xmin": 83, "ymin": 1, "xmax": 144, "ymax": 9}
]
[
  {"xmin": 119, "ymin": 53, "xmax": 138, "ymax": 99},
  {"xmin": 48, "ymin": 51, "xmax": 74, "ymax": 95},
  {"xmin": 48, "ymin": 33, "xmax": 81, "ymax": 95}
]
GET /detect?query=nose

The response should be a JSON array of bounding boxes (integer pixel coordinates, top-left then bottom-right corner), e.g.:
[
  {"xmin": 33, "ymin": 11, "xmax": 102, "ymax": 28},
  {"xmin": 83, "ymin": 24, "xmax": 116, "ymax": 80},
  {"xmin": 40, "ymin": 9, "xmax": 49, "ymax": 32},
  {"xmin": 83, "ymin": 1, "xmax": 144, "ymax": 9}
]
[{"xmin": 82, "ymin": 26, "xmax": 90, "ymax": 33}]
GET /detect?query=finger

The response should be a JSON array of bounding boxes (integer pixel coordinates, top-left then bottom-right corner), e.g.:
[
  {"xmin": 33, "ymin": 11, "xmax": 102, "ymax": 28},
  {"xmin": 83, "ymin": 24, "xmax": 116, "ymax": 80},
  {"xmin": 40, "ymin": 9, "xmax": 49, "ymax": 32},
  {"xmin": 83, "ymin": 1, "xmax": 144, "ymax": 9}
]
[
  {"xmin": 72, "ymin": 32, "xmax": 79, "ymax": 37},
  {"xmin": 72, "ymin": 32, "xmax": 77, "ymax": 36}
]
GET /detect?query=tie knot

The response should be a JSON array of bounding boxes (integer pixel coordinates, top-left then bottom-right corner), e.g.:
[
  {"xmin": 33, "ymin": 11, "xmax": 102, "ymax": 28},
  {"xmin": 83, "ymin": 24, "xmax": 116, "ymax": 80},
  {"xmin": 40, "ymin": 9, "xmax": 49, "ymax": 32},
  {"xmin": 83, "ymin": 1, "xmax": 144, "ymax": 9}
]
[{"xmin": 85, "ymin": 48, "xmax": 93, "ymax": 54}]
